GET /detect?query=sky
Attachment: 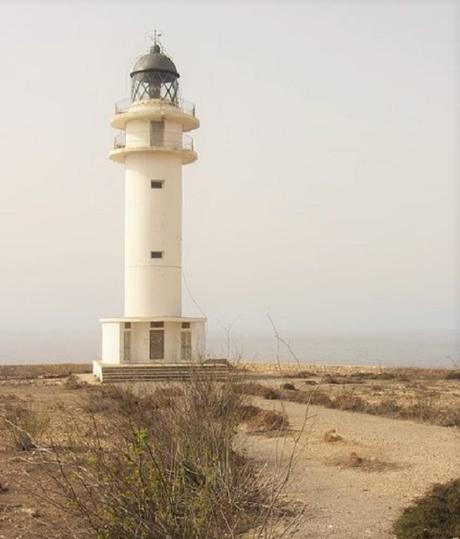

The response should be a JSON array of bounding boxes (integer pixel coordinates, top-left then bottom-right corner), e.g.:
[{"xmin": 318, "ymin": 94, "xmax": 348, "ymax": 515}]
[{"xmin": 0, "ymin": 0, "xmax": 458, "ymax": 339}]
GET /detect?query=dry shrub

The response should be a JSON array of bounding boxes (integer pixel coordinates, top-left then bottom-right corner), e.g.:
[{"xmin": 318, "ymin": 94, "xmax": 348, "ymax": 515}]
[
  {"xmin": 399, "ymin": 395, "xmax": 439, "ymax": 422},
  {"xmin": 436, "ymin": 407, "xmax": 460, "ymax": 427},
  {"xmin": 281, "ymin": 390, "xmax": 310, "ymax": 404},
  {"xmin": 45, "ymin": 379, "xmax": 285, "ymax": 538},
  {"xmin": 64, "ymin": 374, "xmax": 86, "ymax": 390},
  {"xmin": 142, "ymin": 386, "xmax": 185, "ymax": 410},
  {"xmin": 323, "ymin": 429, "xmax": 343, "ymax": 443},
  {"xmin": 152, "ymin": 385, "xmax": 184, "ymax": 399},
  {"xmin": 0, "ymin": 393, "xmax": 20, "ymax": 401},
  {"xmin": 235, "ymin": 382, "xmax": 266, "ymax": 396},
  {"xmin": 288, "ymin": 370, "xmax": 317, "ymax": 378},
  {"xmin": 444, "ymin": 370, "xmax": 460, "ymax": 380},
  {"xmin": 393, "ymin": 479, "xmax": 460, "ymax": 538},
  {"xmin": 236, "ymin": 382, "xmax": 281, "ymax": 400},
  {"xmin": 236, "ymin": 374, "xmax": 459, "ymax": 429},
  {"xmin": 245, "ymin": 409, "xmax": 290, "ymax": 434},
  {"xmin": 323, "ymin": 375, "xmax": 362, "ymax": 385},
  {"xmin": 261, "ymin": 387, "xmax": 281, "ymax": 400},
  {"xmin": 238, "ymin": 404, "xmax": 261, "ymax": 421},
  {"xmin": 280, "ymin": 382, "xmax": 296, "ymax": 391},
  {"xmin": 84, "ymin": 384, "xmax": 141, "ymax": 415},
  {"xmin": 4, "ymin": 403, "xmax": 50, "ymax": 450},
  {"xmin": 84, "ymin": 385, "xmax": 184, "ymax": 428},
  {"xmin": 368, "ymin": 398, "xmax": 402, "ymax": 417},
  {"xmin": 368, "ymin": 371, "xmax": 397, "ymax": 381},
  {"xmin": 238, "ymin": 381, "xmax": 336, "ymax": 408},
  {"xmin": 333, "ymin": 391, "xmax": 366, "ymax": 412},
  {"xmin": 323, "ymin": 375, "xmax": 340, "ymax": 384},
  {"xmin": 307, "ymin": 390, "xmax": 333, "ymax": 407}
]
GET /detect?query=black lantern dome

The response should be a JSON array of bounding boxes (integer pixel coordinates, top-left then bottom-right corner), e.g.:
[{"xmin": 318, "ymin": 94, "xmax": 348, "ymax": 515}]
[{"xmin": 130, "ymin": 44, "xmax": 180, "ymax": 103}]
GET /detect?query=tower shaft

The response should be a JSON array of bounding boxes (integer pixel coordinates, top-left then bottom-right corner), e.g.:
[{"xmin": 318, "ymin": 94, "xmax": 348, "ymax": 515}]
[{"xmin": 123, "ymin": 118, "xmax": 183, "ymax": 317}]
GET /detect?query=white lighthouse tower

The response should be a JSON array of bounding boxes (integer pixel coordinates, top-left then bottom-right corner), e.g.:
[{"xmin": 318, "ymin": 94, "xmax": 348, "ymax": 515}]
[{"xmin": 94, "ymin": 39, "xmax": 206, "ymax": 378}]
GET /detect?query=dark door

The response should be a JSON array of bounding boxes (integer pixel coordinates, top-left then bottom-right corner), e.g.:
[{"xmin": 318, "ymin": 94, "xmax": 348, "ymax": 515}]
[
  {"xmin": 149, "ymin": 330, "xmax": 164, "ymax": 360},
  {"xmin": 123, "ymin": 330, "xmax": 131, "ymax": 362},
  {"xmin": 181, "ymin": 331, "xmax": 192, "ymax": 361}
]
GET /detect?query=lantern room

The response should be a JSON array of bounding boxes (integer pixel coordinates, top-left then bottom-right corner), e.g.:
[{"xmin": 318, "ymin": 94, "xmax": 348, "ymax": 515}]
[{"xmin": 130, "ymin": 43, "xmax": 180, "ymax": 103}]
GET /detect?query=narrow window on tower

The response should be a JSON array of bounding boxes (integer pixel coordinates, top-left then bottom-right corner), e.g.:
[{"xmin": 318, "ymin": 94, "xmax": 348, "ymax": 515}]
[
  {"xmin": 151, "ymin": 180, "xmax": 164, "ymax": 189},
  {"xmin": 150, "ymin": 121, "xmax": 164, "ymax": 146},
  {"xmin": 150, "ymin": 251, "xmax": 163, "ymax": 259}
]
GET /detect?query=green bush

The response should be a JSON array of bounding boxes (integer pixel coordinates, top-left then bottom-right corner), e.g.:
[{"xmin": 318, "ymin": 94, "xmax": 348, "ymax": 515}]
[{"xmin": 393, "ymin": 479, "xmax": 460, "ymax": 538}]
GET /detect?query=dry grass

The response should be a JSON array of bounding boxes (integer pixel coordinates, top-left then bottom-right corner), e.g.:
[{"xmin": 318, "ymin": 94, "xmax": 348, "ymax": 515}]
[
  {"xmin": 237, "ymin": 381, "xmax": 460, "ymax": 427},
  {"xmin": 0, "ymin": 364, "xmax": 90, "ymax": 380},
  {"xmin": 3, "ymin": 403, "xmax": 50, "ymax": 450}
]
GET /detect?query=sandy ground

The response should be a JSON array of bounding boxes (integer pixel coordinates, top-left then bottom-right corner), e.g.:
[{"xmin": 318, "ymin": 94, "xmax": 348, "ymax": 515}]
[{"xmin": 247, "ymin": 396, "xmax": 460, "ymax": 538}]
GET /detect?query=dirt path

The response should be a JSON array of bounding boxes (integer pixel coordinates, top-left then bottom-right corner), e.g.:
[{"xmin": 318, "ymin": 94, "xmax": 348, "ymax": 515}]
[{"xmin": 245, "ymin": 398, "xmax": 460, "ymax": 538}]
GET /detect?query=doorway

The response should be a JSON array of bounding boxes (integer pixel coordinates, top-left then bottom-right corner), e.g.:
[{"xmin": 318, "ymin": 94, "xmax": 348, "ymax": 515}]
[
  {"xmin": 181, "ymin": 328, "xmax": 192, "ymax": 361},
  {"xmin": 149, "ymin": 329, "xmax": 164, "ymax": 360}
]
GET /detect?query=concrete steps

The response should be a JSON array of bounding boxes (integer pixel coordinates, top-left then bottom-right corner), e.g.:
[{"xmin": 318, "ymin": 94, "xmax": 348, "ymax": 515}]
[{"xmin": 95, "ymin": 362, "xmax": 229, "ymax": 383}]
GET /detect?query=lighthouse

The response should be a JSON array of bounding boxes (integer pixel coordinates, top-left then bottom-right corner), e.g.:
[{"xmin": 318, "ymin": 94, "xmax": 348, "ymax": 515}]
[{"xmin": 94, "ymin": 39, "xmax": 206, "ymax": 377}]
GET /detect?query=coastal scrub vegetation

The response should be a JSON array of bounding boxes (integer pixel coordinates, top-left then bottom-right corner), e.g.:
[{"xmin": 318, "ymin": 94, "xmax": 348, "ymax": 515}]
[
  {"xmin": 4, "ymin": 402, "xmax": 50, "ymax": 451},
  {"xmin": 35, "ymin": 378, "xmax": 294, "ymax": 538},
  {"xmin": 393, "ymin": 479, "xmax": 460, "ymax": 538},
  {"xmin": 237, "ymin": 381, "xmax": 460, "ymax": 427}
]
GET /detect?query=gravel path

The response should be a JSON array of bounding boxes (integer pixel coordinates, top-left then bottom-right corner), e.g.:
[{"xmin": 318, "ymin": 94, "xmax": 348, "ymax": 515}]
[{"xmin": 245, "ymin": 398, "xmax": 460, "ymax": 538}]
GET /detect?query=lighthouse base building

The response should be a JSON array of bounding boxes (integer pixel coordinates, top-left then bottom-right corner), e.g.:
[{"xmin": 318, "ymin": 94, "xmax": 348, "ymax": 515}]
[
  {"xmin": 93, "ymin": 42, "xmax": 212, "ymax": 381},
  {"xmin": 99, "ymin": 317, "xmax": 206, "ymax": 366}
]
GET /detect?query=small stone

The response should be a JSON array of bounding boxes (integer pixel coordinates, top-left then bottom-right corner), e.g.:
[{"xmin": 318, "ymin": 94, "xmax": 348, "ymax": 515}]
[
  {"xmin": 21, "ymin": 508, "xmax": 40, "ymax": 518},
  {"xmin": 349, "ymin": 452, "xmax": 364, "ymax": 467},
  {"xmin": 323, "ymin": 429, "xmax": 343, "ymax": 443}
]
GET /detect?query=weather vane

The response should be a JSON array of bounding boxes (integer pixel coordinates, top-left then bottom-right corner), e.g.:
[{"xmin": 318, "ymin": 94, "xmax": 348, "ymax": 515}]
[{"xmin": 147, "ymin": 29, "xmax": 163, "ymax": 50}]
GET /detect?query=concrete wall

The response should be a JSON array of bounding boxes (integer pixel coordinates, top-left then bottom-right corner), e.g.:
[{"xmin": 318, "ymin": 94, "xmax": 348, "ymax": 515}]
[
  {"xmin": 164, "ymin": 321, "xmax": 182, "ymax": 362},
  {"xmin": 101, "ymin": 322, "xmax": 122, "ymax": 364},
  {"xmin": 129, "ymin": 322, "xmax": 148, "ymax": 363},
  {"xmin": 191, "ymin": 321, "xmax": 206, "ymax": 360}
]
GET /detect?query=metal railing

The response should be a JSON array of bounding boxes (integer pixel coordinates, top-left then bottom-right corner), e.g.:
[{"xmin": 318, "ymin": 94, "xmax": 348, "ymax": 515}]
[
  {"xmin": 114, "ymin": 97, "xmax": 196, "ymax": 117},
  {"xmin": 113, "ymin": 132, "xmax": 194, "ymax": 152}
]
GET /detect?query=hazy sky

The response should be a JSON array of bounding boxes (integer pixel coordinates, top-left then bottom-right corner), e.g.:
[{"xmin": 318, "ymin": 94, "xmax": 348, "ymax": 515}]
[{"xmin": 0, "ymin": 0, "xmax": 458, "ymax": 335}]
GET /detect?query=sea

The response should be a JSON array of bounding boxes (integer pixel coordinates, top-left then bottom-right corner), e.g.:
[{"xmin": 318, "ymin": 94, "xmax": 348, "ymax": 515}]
[{"xmin": 0, "ymin": 329, "xmax": 459, "ymax": 369}]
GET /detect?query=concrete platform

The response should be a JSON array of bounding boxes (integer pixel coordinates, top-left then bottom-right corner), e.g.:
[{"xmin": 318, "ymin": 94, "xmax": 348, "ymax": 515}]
[{"xmin": 93, "ymin": 360, "xmax": 229, "ymax": 383}]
